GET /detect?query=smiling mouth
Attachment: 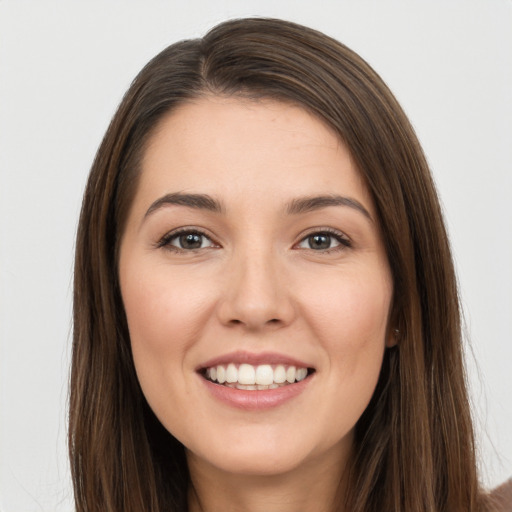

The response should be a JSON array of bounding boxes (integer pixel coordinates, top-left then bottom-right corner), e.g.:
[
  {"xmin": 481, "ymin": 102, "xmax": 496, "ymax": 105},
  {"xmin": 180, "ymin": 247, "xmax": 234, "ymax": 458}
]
[{"xmin": 201, "ymin": 363, "xmax": 315, "ymax": 390}]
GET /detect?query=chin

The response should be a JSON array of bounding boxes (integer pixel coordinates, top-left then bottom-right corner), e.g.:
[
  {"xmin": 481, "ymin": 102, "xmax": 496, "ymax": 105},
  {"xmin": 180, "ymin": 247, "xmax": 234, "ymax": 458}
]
[
  {"xmin": 188, "ymin": 445, "xmax": 309, "ymax": 478},
  {"xmin": 184, "ymin": 425, "xmax": 349, "ymax": 478}
]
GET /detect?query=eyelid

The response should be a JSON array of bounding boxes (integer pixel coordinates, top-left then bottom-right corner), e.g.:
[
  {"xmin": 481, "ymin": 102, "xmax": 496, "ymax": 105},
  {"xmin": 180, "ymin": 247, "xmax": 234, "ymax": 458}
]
[
  {"xmin": 156, "ymin": 226, "xmax": 220, "ymax": 251},
  {"xmin": 294, "ymin": 227, "xmax": 351, "ymax": 251},
  {"xmin": 155, "ymin": 226, "xmax": 351, "ymax": 253}
]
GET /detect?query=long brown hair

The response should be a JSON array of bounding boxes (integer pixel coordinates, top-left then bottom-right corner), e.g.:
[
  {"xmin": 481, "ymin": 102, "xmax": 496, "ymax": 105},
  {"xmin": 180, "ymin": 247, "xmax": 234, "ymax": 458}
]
[{"xmin": 71, "ymin": 17, "xmax": 489, "ymax": 511}]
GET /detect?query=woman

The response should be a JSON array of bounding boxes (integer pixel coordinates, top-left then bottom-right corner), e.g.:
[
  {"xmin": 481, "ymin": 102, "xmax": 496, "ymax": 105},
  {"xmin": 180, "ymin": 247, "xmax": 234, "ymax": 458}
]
[{"xmin": 70, "ymin": 17, "xmax": 498, "ymax": 511}]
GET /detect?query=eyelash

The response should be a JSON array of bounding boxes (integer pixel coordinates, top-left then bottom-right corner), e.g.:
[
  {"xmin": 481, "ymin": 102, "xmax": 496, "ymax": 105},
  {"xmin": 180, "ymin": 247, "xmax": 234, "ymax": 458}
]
[
  {"xmin": 156, "ymin": 228, "xmax": 217, "ymax": 252},
  {"xmin": 156, "ymin": 227, "xmax": 351, "ymax": 253},
  {"xmin": 296, "ymin": 228, "xmax": 352, "ymax": 253}
]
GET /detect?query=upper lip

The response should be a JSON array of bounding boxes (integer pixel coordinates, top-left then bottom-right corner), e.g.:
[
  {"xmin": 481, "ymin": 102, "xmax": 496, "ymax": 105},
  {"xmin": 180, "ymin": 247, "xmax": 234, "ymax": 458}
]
[{"xmin": 197, "ymin": 350, "xmax": 313, "ymax": 371}]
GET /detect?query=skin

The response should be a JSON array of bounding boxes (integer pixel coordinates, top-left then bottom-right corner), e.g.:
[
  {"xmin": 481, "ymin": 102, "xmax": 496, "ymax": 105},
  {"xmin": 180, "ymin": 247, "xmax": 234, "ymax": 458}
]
[{"xmin": 119, "ymin": 97, "xmax": 394, "ymax": 512}]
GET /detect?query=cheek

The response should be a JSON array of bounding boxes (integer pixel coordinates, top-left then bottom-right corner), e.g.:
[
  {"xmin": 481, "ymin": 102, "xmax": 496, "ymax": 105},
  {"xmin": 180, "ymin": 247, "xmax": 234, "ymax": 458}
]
[
  {"xmin": 297, "ymin": 264, "xmax": 392, "ymax": 403},
  {"xmin": 304, "ymin": 269, "xmax": 391, "ymax": 416},
  {"xmin": 120, "ymin": 262, "xmax": 219, "ymax": 429},
  {"xmin": 300, "ymin": 267, "xmax": 392, "ymax": 347},
  {"xmin": 122, "ymin": 264, "xmax": 211, "ymax": 349},
  {"xmin": 120, "ymin": 262, "xmax": 216, "ymax": 400}
]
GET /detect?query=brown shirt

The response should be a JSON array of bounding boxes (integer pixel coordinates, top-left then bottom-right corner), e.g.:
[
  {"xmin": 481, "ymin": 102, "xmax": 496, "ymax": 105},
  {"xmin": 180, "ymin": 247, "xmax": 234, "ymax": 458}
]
[{"xmin": 490, "ymin": 479, "xmax": 512, "ymax": 511}]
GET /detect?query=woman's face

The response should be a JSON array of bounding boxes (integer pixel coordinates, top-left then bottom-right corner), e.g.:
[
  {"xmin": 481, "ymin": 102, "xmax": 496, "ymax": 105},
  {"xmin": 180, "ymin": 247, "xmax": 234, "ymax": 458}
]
[{"xmin": 119, "ymin": 97, "xmax": 393, "ymax": 477}]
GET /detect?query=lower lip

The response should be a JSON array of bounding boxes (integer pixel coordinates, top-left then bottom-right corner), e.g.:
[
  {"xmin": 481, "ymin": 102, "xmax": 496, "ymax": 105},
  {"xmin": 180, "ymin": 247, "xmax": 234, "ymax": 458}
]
[{"xmin": 200, "ymin": 375, "xmax": 313, "ymax": 410}]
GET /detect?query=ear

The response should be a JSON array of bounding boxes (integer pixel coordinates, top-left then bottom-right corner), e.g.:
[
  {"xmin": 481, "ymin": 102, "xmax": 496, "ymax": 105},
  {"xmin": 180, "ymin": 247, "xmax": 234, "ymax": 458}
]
[
  {"xmin": 386, "ymin": 327, "xmax": 399, "ymax": 348},
  {"xmin": 386, "ymin": 304, "xmax": 400, "ymax": 348}
]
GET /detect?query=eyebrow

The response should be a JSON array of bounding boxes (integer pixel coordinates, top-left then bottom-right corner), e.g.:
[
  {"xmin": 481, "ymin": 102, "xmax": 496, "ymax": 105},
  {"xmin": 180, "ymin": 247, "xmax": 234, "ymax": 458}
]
[
  {"xmin": 286, "ymin": 194, "xmax": 373, "ymax": 221},
  {"xmin": 144, "ymin": 192, "xmax": 223, "ymax": 218},
  {"xmin": 143, "ymin": 192, "xmax": 372, "ymax": 222}
]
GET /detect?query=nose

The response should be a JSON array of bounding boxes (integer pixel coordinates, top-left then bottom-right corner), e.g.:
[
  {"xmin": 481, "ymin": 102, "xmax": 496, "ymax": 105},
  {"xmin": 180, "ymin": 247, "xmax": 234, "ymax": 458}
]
[{"xmin": 216, "ymin": 247, "xmax": 296, "ymax": 331}]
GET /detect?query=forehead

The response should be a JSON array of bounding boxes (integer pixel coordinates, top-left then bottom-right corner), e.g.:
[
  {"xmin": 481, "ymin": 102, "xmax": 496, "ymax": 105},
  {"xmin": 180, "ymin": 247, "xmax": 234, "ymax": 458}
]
[{"xmin": 136, "ymin": 96, "xmax": 374, "ymax": 214}]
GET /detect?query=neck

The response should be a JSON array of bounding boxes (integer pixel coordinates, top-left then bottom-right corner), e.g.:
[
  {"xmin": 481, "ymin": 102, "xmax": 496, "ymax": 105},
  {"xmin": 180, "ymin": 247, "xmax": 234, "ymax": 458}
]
[{"xmin": 186, "ymin": 448, "xmax": 350, "ymax": 512}]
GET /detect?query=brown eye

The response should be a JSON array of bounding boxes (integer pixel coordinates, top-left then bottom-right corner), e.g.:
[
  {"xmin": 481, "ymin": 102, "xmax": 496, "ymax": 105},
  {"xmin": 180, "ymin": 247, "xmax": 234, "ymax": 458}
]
[
  {"xmin": 307, "ymin": 234, "xmax": 332, "ymax": 250},
  {"xmin": 296, "ymin": 230, "xmax": 350, "ymax": 251},
  {"xmin": 177, "ymin": 233, "xmax": 204, "ymax": 249},
  {"xmin": 160, "ymin": 230, "xmax": 216, "ymax": 251}
]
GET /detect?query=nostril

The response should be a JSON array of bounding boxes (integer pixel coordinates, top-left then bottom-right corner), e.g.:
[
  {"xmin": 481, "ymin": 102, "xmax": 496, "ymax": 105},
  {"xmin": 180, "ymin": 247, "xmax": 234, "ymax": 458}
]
[{"xmin": 227, "ymin": 318, "xmax": 282, "ymax": 327}]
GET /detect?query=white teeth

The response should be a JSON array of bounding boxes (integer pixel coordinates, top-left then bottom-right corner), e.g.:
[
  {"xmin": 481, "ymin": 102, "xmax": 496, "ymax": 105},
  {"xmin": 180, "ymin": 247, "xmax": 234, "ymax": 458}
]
[
  {"xmin": 286, "ymin": 366, "xmax": 296, "ymax": 383},
  {"xmin": 206, "ymin": 363, "xmax": 310, "ymax": 388},
  {"xmin": 238, "ymin": 364, "xmax": 256, "ymax": 385},
  {"xmin": 273, "ymin": 365, "xmax": 286, "ymax": 383},
  {"xmin": 296, "ymin": 368, "xmax": 308, "ymax": 381},
  {"xmin": 255, "ymin": 364, "xmax": 273, "ymax": 385},
  {"xmin": 226, "ymin": 363, "xmax": 238, "ymax": 383},
  {"xmin": 236, "ymin": 383, "xmax": 257, "ymax": 390}
]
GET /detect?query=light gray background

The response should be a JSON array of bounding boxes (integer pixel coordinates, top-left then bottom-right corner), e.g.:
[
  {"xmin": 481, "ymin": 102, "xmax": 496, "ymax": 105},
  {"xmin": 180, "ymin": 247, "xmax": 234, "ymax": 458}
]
[{"xmin": 1, "ymin": 1, "xmax": 511, "ymax": 510}]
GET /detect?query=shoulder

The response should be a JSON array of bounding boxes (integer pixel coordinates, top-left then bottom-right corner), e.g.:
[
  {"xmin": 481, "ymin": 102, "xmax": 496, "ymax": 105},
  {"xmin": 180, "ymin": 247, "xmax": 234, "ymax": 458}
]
[{"xmin": 490, "ymin": 478, "xmax": 512, "ymax": 511}]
